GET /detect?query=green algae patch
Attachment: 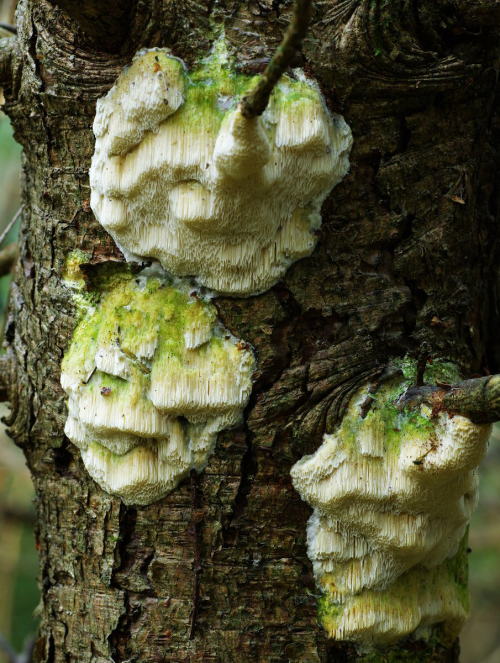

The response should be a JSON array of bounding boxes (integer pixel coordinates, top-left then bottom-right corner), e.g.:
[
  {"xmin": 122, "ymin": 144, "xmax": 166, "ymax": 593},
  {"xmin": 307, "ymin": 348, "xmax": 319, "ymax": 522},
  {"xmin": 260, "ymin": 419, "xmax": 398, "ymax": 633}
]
[
  {"xmin": 336, "ymin": 360, "xmax": 438, "ymax": 456},
  {"xmin": 394, "ymin": 356, "xmax": 462, "ymax": 386},
  {"xmin": 63, "ymin": 250, "xmax": 92, "ymax": 284},
  {"xmin": 337, "ymin": 357, "xmax": 466, "ymax": 456},
  {"xmin": 61, "ymin": 268, "xmax": 229, "ymax": 388},
  {"xmin": 62, "ymin": 250, "xmax": 98, "ymax": 318},
  {"xmin": 318, "ymin": 594, "xmax": 345, "ymax": 634}
]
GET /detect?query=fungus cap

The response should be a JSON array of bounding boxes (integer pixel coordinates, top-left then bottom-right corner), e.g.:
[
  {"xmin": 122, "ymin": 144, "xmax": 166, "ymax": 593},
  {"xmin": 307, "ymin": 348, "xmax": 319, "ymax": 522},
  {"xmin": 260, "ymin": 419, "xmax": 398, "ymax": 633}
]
[
  {"xmin": 89, "ymin": 43, "xmax": 352, "ymax": 295},
  {"xmin": 291, "ymin": 370, "xmax": 490, "ymax": 644},
  {"xmin": 61, "ymin": 269, "xmax": 255, "ymax": 505}
]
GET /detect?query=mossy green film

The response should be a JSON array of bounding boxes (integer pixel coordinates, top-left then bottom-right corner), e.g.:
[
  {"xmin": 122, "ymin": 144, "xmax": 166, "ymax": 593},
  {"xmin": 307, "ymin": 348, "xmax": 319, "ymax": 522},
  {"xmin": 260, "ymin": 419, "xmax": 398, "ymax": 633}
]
[
  {"xmin": 336, "ymin": 358, "xmax": 461, "ymax": 456},
  {"xmin": 61, "ymin": 267, "xmax": 232, "ymax": 405},
  {"xmin": 125, "ymin": 39, "xmax": 321, "ymax": 140}
]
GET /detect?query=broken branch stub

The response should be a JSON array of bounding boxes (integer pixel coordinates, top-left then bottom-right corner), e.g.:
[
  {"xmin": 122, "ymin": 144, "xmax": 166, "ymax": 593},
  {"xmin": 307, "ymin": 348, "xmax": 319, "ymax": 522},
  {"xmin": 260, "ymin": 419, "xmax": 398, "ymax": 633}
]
[{"xmin": 398, "ymin": 374, "xmax": 500, "ymax": 424}]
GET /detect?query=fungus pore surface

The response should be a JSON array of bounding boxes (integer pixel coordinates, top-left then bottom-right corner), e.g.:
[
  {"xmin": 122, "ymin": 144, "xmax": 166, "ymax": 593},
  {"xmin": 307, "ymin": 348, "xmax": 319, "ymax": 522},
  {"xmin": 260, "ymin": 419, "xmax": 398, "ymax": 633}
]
[
  {"xmin": 89, "ymin": 41, "xmax": 352, "ymax": 295},
  {"xmin": 291, "ymin": 361, "xmax": 491, "ymax": 645},
  {"xmin": 61, "ymin": 266, "xmax": 255, "ymax": 505}
]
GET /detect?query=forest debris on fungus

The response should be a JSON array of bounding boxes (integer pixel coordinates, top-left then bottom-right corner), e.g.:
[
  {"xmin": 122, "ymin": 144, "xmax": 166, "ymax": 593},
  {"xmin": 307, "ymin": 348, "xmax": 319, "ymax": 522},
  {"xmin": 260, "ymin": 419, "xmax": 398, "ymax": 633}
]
[
  {"xmin": 291, "ymin": 364, "xmax": 490, "ymax": 644},
  {"xmin": 89, "ymin": 41, "xmax": 352, "ymax": 296},
  {"xmin": 61, "ymin": 268, "xmax": 255, "ymax": 505}
]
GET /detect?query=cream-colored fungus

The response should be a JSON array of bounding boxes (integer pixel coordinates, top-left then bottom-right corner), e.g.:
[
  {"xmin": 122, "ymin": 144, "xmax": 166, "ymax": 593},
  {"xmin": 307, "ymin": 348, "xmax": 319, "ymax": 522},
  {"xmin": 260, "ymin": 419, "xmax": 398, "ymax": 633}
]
[
  {"xmin": 89, "ymin": 41, "xmax": 352, "ymax": 295},
  {"xmin": 291, "ymin": 366, "xmax": 490, "ymax": 644},
  {"xmin": 61, "ymin": 268, "xmax": 254, "ymax": 505}
]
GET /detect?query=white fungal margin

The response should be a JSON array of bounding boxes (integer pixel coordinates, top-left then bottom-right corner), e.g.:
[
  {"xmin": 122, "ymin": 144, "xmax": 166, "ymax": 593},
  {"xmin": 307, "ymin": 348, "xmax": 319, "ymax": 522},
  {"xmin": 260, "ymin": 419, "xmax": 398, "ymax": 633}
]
[{"xmin": 291, "ymin": 362, "xmax": 491, "ymax": 645}]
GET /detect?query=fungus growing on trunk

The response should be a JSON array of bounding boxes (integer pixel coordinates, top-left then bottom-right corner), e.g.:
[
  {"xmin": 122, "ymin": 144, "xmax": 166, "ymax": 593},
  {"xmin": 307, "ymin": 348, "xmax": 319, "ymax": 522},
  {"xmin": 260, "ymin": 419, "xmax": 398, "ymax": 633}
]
[
  {"xmin": 291, "ymin": 361, "xmax": 490, "ymax": 645},
  {"xmin": 60, "ymin": 267, "xmax": 254, "ymax": 505},
  {"xmin": 89, "ymin": 41, "xmax": 352, "ymax": 295}
]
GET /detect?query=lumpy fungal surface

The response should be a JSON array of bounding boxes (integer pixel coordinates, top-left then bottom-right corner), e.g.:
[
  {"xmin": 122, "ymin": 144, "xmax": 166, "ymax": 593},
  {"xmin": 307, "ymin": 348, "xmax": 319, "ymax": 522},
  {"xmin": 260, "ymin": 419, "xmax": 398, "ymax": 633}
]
[
  {"xmin": 61, "ymin": 268, "xmax": 255, "ymax": 505},
  {"xmin": 291, "ymin": 362, "xmax": 490, "ymax": 644},
  {"xmin": 89, "ymin": 40, "xmax": 352, "ymax": 295}
]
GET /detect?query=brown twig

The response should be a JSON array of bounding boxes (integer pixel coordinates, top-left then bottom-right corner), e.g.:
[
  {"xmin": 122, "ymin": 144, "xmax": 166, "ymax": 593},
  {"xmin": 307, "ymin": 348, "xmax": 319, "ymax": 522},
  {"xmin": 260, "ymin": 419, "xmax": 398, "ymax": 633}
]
[
  {"xmin": 239, "ymin": 0, "xmax": 313, "ymax": 118},
  {"xmin": 415, "ymin": 342, "xmax": 431, "ymax": 387}
]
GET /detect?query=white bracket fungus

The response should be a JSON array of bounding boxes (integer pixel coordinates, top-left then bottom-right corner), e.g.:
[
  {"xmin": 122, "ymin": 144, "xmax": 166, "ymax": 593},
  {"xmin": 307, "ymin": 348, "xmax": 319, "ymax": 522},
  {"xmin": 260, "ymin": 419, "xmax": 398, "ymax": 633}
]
[
  {"xmin": 290, "ymin": 365, "xmax": 491, "ymax": 645},
  {"xmin": 61, "ymin": 268, "xmax": 255, "ymax": 505},
  {"xmin": 89, "ymin": 42, "xmax": 352, "ymax": 296}
]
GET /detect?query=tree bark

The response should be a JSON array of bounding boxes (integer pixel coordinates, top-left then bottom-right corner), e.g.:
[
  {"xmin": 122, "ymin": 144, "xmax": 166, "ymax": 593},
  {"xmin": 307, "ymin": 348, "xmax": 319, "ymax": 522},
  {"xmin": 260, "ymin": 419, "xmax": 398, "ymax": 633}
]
[{"xmin": 1, "ymin": 1, "xmax": 499, "ymax": 661}]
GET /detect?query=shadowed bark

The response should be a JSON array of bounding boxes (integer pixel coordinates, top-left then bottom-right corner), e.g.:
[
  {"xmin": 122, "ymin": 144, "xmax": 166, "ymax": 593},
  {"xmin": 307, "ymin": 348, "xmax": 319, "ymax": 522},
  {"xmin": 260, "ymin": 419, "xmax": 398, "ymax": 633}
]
[{"xmin": 1, "ymin": 1, "xmax": 499, "ymax": 661}]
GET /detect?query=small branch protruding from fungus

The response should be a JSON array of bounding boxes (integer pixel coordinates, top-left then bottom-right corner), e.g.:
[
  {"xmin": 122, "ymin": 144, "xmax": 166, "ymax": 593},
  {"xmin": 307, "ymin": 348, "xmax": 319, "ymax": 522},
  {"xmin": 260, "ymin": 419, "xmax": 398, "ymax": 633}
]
[
  {"xmin": 239, "ymin": 0, "xmax": 313, "ymax": 118},
  {"xmin": 416, "ymin": 342, "xmax": 431, "ymax": 387},
  {"xmin": 0, "ymin": 243, "xmax": 18, "ymax": 277},
  {"xmin": 397, "ymin": 374, "xmax": 500, "ymax": 424}
]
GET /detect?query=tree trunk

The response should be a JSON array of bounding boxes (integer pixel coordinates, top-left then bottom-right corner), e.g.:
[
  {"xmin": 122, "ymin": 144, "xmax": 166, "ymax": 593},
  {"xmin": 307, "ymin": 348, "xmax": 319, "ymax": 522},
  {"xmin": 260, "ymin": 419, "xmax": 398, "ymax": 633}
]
[{"xmin": 1, "ymin": 1, "xmax": 499, "ymax": 661}]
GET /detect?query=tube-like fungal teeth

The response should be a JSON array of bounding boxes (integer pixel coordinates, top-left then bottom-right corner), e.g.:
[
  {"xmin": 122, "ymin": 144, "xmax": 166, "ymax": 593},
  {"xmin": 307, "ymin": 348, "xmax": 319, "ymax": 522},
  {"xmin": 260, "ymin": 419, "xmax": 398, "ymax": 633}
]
[
  {"xmin": 274, "ymin": 95, "xmax": 330, "ymax": 151},
  {"xmin": 95, "ymin": 345, "xmax": 130, "ymax": 380},
  {"xmin": 80, "ymin": 441, "xmax": 191, "ymax": 507},
  {"xmin": 89, "ymin": 39, "xmax": 353, "ymax": 296},
  {"xmin": 149, "ymin": 341, "xmax": 254, "ymax": 417},
  {"xmin": 64, "ymin": 414, "xmax": 142, "ymax": 456},
  {"xmin": 60, "ymin": 269, "xmax": 255, "ymax": 505},
  {"xmin": 291, "ymin": 362, "xmax": 491, "ymax": 645},
  {"xmin": 169, "ymin": 182, "xmax": 214, "ymax": 234},
  {"xmin": 182, "ymin": 296, "xmax": 215, "ymax": 349}
]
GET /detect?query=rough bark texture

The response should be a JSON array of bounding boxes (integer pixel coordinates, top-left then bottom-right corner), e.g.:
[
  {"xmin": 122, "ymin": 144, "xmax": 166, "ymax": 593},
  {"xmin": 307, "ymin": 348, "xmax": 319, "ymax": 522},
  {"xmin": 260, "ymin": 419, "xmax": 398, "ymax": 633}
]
[{"xmin": 1, "ymin": 1, "xmax": 499, "ymax": 661}]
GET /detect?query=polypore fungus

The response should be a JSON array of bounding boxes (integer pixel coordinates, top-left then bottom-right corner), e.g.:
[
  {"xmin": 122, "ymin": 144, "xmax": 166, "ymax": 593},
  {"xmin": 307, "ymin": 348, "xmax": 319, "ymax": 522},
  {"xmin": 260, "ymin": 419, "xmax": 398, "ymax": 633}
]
[
  {"xmin": 291, "ymin": 363, "xmax": 490, "ymax": 645},
  {"xmin": 61, "ymin": 268, "xmax": 254, "ymax": 505},
  {"xmin": 89, "ymin": 41, "xmax": 352, "ymax": 295}
]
